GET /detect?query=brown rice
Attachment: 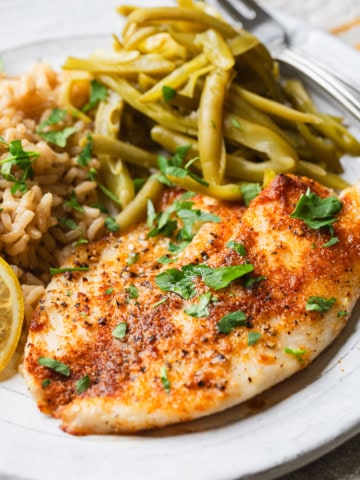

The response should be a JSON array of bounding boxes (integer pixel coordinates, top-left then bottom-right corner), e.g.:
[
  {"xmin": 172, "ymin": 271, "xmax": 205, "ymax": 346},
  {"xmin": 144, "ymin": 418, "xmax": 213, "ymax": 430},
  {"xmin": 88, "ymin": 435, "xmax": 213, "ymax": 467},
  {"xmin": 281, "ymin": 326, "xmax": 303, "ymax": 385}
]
[{"xmin": 0, "ymin": 63, "xmax": 111, "ymax": 325}]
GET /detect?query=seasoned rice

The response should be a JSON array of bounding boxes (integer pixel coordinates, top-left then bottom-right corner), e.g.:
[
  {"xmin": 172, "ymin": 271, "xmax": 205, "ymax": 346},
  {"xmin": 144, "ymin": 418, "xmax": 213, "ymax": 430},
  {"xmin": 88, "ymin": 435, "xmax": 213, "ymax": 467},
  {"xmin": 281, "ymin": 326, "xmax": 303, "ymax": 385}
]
[{"xmin": 0, "ymin": 63, "xmax": 110, "ymax": 325}]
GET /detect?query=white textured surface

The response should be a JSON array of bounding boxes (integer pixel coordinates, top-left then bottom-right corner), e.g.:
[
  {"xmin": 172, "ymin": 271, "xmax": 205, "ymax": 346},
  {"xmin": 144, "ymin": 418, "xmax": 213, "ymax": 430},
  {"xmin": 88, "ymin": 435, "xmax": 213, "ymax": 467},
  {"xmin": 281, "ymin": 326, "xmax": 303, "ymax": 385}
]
[
  {"xmin": 264, "ymin": 0, "xmax": 360, "ymax": 30},
  {"xmin": 0, "ymin": 1, "xmax": 360, "ymax": 480}
]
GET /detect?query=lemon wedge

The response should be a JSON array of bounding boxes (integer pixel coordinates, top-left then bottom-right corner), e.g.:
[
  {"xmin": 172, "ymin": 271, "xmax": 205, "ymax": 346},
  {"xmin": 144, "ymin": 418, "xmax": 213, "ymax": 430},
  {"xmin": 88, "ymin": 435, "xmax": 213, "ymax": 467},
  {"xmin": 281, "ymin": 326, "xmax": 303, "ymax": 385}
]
[{"xmin": 0, "ymin": 256, "xmax": 24, "ymax": 372}]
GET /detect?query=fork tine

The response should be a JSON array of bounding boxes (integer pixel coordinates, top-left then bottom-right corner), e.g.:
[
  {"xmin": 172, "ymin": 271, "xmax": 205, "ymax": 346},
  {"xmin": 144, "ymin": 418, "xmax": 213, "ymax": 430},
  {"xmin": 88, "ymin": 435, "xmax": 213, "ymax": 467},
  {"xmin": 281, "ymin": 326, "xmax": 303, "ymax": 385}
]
[
  {"xmin": 216, "ymin": 0, "xmax": 285, "ymax": 47},
  {"xmin": 216, "ymin": 0, "xmax": 270, "ymax": 31},
  {"xmin": 233, "ymin": 0, "xmax": 265, "ymax": 13}
]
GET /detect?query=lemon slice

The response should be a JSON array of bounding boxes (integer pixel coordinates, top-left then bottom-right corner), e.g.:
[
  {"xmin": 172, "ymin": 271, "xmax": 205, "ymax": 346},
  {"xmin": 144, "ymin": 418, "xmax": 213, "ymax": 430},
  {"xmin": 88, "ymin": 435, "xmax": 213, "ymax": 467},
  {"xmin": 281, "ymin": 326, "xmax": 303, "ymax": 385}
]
[{"xmin": 0, "ymin": 256, "xmax": 24, "ymax": 372}]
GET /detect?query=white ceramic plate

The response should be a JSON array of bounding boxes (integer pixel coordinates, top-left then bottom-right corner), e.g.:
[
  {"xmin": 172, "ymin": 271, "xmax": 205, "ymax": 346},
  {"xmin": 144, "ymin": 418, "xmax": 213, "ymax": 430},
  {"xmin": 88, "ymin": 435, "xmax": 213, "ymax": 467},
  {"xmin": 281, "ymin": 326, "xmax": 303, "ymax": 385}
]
[{"xmin": 0, "ymin": 1, "xmax": 360, "ymax": 479}]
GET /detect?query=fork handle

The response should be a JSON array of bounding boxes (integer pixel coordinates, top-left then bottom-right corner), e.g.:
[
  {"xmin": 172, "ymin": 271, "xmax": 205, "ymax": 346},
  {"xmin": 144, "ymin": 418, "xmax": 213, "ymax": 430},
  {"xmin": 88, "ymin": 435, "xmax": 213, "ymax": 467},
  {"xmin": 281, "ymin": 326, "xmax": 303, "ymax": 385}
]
[{"xmin": 275, "ymin": 46, "xmax": 360, "ymax": 121}]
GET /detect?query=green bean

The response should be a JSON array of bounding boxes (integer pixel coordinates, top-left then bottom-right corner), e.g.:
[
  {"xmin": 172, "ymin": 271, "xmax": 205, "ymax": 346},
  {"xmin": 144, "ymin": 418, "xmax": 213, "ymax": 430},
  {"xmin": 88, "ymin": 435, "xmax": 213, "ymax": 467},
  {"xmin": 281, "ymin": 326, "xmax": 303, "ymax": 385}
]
[
  {"xmin": 284, "ymin": 79, "xmax": 360, "ymax": 155},
  {"xmin": 99, "ymin": 75, "xmax": 198, "ymax": 136},
  {"xmin": 195, "ymin": 29, "xmax": 234, "ymax": 70},
  {"xmin": 233, "ymin": 85, "xmax": 321, "ymax": 125},
  {"xmin": 297, "ymin": 123, "xmax": 342, "ymax": 173},
  {"xmin": 123, "ymin": 7, "xmax": 239, "ymax": 39},
  {"xmin": 151, "ymin": 125, "xmax": 197, "ymax": 158},
  {"xmin": 167, "ymin": 175, "xmax": 242, "ymax": 201},
  {"xmin": 228, "ymin": 32, "xmax": 260, "ymax": 57},
  {"xmin": 63, "ymin": 54, "xmax": 175, "ymax": 76},
  {"xmin": 225, "ymin": 91, "xmax": 291, "ymax": 142},
  {"xmin": 123, "ymin": 26, "xmax": 158, "ymax": 50},
  {"xmin": 94, "ymin": 91, "xmax": 123, "ymax": 137},
  {"xmin": 283, "ymin": 79, "xmax": 318, "ymax": 114},
  {"xmin": 167, "ymin": 30, "xmax": 202, "ymax": 55},
  {"xmin": 92, "ymin": 134, "xmax": 158, "ymax": 169},
  {"xmin": 139, "ymin": 53, "xmax": 208, "ymax": 103},
  {"xmin": 241, "ymin": 45, "xmax": 282, "ymax": 101},
  {"xmin": 115, "ymin": 178, "xmax": 164, "ymax": 232},
  {"xmin": 152, "ymin": 125, "xmax": 295, "ymax": 182},
  {"xmin": 316, "ymin": 115, "xmax": 360, "ymax": 155},
  {"xmin": 94, "ymin": 91, "xmax": 135, "ymax": 208},
  {"xmin": 297, "ymin": 161, "xmax": 350, "ymax": 190},
  {"xmin": 198, "ymin": 69, "xmax": 231, "ymax": 183},
  {"xmin": 179, "ymin": 65, "xmax": 214, "ymax": 98},
  {"xmin": 224, "ymin": 114, "xmax": 298, "ymax": 180}
]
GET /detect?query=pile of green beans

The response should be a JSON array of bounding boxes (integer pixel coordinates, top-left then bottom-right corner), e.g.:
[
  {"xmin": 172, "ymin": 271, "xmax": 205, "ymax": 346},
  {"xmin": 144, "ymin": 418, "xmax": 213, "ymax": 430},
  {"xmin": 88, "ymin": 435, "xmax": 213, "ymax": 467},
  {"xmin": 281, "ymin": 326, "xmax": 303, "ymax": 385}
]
[{"xmin": 62, "ymin": 0, "xmax": 360, "ymax": 231}]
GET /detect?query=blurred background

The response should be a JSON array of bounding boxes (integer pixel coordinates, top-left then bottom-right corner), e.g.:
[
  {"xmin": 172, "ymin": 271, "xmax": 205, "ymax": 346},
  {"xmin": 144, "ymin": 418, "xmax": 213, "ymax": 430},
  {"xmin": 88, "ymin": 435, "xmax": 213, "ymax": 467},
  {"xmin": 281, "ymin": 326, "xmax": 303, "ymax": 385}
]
[{"xmin": 263, "ymin": 0, "xmax": 360, "ymax": 49}]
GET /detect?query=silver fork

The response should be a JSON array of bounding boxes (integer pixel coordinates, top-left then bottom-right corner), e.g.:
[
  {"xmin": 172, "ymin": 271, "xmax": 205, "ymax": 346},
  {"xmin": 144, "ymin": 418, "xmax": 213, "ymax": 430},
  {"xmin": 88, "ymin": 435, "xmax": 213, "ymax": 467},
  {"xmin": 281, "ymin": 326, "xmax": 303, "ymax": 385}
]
[{"xmin": 213, "ymin": 0, "xmax": 360, "ymax": 121}]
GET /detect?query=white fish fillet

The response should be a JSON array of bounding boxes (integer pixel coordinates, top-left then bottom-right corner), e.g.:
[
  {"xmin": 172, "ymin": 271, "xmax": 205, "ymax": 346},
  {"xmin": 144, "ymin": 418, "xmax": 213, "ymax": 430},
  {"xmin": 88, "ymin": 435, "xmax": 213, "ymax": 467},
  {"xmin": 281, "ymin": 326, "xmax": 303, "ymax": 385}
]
[{"xmin": 23, "ymin": 175, "xmax": 360, "ymax": 434}]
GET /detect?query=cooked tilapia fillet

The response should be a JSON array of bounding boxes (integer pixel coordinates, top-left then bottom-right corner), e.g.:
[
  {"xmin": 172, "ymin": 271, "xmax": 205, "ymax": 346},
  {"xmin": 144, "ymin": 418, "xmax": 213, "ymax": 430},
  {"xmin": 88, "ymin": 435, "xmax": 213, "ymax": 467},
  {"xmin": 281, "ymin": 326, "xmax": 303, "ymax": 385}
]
[{"xmin": 23, "ymin": 175, "xmax": 360, "ymax": 435}]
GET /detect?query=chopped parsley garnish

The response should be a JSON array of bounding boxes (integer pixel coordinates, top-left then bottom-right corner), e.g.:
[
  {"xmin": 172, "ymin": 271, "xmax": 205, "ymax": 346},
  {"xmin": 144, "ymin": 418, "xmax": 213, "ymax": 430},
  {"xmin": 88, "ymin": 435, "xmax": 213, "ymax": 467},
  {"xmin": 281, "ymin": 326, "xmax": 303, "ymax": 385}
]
[
  {"xmin": 91, "ymin": 202, "xmax": 108, "ymax": 213},
  {"xmin": 155, "ymin": 145, "xmax": 208, "ymax": 187},
  {"xmin": 0, "ymin": 139, "xmax": 40, "ymax": 194},
  {"xmin": 133, "ymin": 177, "xmax": 146, "ymax": 193},
  {"xmin": 184, "ymin": 292, "xmax": 212, "ymax": 318},
  {"xmin": 323, "ymin": 236, "xmax": 339, "ymax": 248},
  {"xmin": 231, "ymin": 117, "xmax": 242, "ymax": 130},
  {"xmin": 240, "ymin": 183, "xmax": 261, "ymax": 206},
  {"xmin": 126, "ymin": 252, "xmax": 139, "ymax": 265},
  {"xmin": 49, "ymin": 266, "xmax": 90, "ymax": 275},
  {"xmin": 177, "ymin": 208, "xmax": 219, "ymax": 239},
  {"xmin": 125, "ymin": 285, "xmax": 138, "ymax": 300},
  {"xmin": 156, "ymin": 263, "xmax": 254, "ymax": 298},
  {"xmin": 38, "ymin": 108, "xmax": 67, "ymax": 130},
  {"xmin": 112, "ymin": 322, "xmax": 127, "ymax": 339},
  {"xmin": 146, "ymin": 199, "xmax": 157, "ymax": 228},
  {"xmin": 157, "ymin": 255, "xmax": 175, "ymax": 265},
  {"xmin": 218, "ymin": 310, "xmax": 247, "ymax": 334},
  {"xmin": 168, "ymin": 241, "xmax": 189, "ymax": 255},
  {"xmin": 37, "ymin": 126, "xmax": 78, "ymax": 148},
  {"xmin": 162, "ymin": 85, "xmax": 177, "ymax": 103},
  {"xmin": 244, "ymin": 275, "xmax": 266, "ymax": 289},
  {"xmin": 83, "ymin": 79, "xmax": 108, "ymax": 112},
  {"xmin": 59, "ymin": 217, "xmax": 79, "ymax": 230},
  {"xmin": 42, "ymin": 379, "xmax": 51, "ymax": 388},
  {"xmin": 226, "ymin": 240, "xmax": 246, "ymax": 256},
  {"xmin": 76, "ymin": 375, "xmax": 90, "ymax": 394},
  {"xmin": 77, "ymin": 134, "xmax": 93, "ymax": 166},
  {"xmin": 156, "ymin": 268, "xmax": 196, "ymax": 299},
  {"xmin": 38, "ymin": 357, "xmax": 70, "ymax": 376},
  {"xmin": 88, "ymin": 167, "xmax": 97, "ymax": 181},
  {"xmin": 64, "ymin": 191, "xmax": 85, "ymax": 213},
  {"xmin": 202, "ymin": 264, "xmax": 254, "ymax": 290},
  {"xmin": 36, "ymin": 108, "xmax": 77, "ymax": 147},
  {"xmin": 290, "ymin": 188, "xmax": 342, "ymax": 231},
  {"xmin": 152, "ymin": 297, "xmax": 167, "ymax": 308},
  {"xmin": 105, "ymin": 216, "xmax": 120, "ymax": 233},
  {"xmin": 306, "ymin": 296, "xmax": 336, "ymax": 313},
  {"xmin": 105, "ymin": 288, "xmax": 114, "ymax": 295},
  {"xmin": 98, "ymin": 182, "xmax": 122, "ymax": 206},
  {"xmin": 248, "ymin": 331, "xmax": 262, "ymax": 346},
  {"xmin": 285, "ymin": 347, "xmax": 308, "ymax": 362},
  {"xmin": 74, "ymin": 238, "xmax": 89, "ymax": 247},
  {"xmin": 160, "ymin": 365, "xmax": 171, "ymax": 393},
  {"xmin": 147, "ymin": 192, "xmax": 219, "ymax": 247},
  {"xmin": 337, "ymin": 310, "xmax": 348, "ymax": 317},
  {"xmin": 87, "ymin": 166, "xmax": 122, "ymax": 207}
]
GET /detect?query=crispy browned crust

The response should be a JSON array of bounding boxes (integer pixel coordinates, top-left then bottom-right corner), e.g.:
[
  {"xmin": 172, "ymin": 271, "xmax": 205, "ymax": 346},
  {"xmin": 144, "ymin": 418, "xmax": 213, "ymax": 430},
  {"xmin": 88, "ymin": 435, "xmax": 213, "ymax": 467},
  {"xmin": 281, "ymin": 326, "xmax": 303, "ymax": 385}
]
[{"xmin": 23, "ymin": 175, "xmax": 360, "ymax": 434}]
